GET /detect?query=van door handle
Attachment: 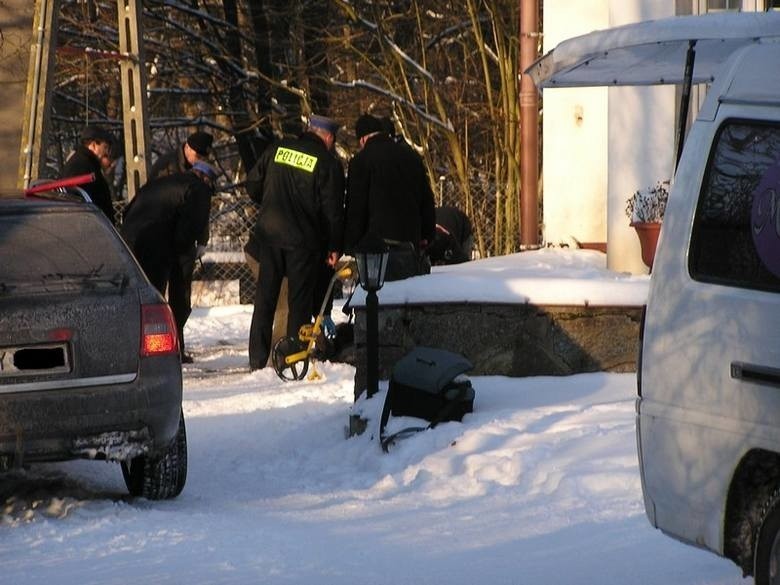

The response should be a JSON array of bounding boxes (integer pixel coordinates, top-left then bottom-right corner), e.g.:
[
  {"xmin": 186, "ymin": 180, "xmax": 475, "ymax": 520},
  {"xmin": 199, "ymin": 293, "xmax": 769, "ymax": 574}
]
[{"xmin": 731, "ymin": 361, "xmax": 780, "ymax": 387}]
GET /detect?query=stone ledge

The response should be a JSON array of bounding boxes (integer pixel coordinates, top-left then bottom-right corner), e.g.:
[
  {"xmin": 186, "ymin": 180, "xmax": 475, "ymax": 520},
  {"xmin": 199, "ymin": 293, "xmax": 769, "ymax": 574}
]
[{"xmin": 352, "ymin": 302, "xmax": 641, "ymax": 399}]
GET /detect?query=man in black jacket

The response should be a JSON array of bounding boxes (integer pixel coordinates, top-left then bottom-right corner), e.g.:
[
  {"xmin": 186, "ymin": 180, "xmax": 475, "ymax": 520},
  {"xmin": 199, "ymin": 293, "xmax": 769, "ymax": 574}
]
[
  {"xmin": 149, "ymin": 130, "xmax": 213, "ymax": 181},
  {"xmin": 344, "ymin": 114, "xmax": 436, "ymax": 281},
  {"xmin": 120, "ymin": 161, "xmax": 216, "ymax": 361},
  {"xmin": 245, "ymin": 114, "xmax": 345, "ymax": 371},
  {"xmin": 61, "ymin": 125, "xmax": 116, "ymax": 224},
  {"xmin": 428, "ymin": 206, "xmax": 474, "ymax": 265},
  {"xmin": 148, "ymin": 130, "xmax": 215, "ymax": 362}
]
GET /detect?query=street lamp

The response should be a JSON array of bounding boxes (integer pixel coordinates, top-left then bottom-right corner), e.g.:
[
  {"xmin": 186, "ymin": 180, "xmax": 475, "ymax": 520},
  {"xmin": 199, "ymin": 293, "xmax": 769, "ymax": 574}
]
[{"xmin": 354, "ymin": 238, "xmax": 389, "ymax": 399}]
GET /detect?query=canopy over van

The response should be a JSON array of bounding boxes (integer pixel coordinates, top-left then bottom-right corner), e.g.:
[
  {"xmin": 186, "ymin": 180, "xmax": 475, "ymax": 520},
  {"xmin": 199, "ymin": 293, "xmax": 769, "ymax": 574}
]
[
  {"xmin": 527, "ymin": 11, "xmax": 780, "ymax": 171},
  {"xmin": 527, "ymin": 11, "xmax": 780, "ymax": 88}
]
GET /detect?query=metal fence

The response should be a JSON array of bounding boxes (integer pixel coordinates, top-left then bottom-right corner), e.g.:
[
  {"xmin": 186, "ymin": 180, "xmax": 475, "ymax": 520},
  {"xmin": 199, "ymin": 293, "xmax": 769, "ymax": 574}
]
[
  {"xmin": 192, "ymin": 189, "xmax": 257, "ymax": 304},
  {"xmin": 117, "ymin": 181, "xmax": 493, "ymax": 307}
]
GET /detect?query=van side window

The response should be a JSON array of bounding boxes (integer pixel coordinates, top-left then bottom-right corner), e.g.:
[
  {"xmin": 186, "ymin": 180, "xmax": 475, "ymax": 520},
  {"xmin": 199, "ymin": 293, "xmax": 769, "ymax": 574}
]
[{"xmin": 690, "ymin": 121, "xmax": 780, "ymax": 292}]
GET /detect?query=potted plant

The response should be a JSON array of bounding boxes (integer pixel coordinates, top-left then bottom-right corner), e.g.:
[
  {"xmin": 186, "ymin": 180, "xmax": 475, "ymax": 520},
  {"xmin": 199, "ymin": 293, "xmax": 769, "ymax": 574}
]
[{"xmin": 626, "ymin": 179, "xmax": 670, "ymax": 269}]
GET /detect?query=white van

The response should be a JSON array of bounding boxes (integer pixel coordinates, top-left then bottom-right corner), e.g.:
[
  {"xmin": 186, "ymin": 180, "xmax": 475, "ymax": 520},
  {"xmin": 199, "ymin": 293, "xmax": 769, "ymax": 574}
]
[
  {"xmin": 530, "ymin": 13, "xmax": 780, "ymax": 584},
  {"xmin": 639, "ymin": 41, "xmax": 780, "ymax": 583}
]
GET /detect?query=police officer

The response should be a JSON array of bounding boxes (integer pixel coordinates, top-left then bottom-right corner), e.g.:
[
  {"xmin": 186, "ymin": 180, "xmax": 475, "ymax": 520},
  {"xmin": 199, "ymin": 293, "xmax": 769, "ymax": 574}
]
[{"xmin": 245, "ymin": 115, "xmax": 345, "ymax": 371}]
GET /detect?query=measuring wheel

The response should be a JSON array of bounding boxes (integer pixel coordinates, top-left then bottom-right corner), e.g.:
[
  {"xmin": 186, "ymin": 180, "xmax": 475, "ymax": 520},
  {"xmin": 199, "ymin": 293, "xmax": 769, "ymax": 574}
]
[{"xmin": 271, "ymin": 336, "xmax": 309, "ymax": 381}]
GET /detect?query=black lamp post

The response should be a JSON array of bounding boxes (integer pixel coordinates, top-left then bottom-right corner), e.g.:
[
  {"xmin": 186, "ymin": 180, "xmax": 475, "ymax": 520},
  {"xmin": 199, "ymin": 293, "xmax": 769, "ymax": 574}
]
[{"xmin": 354, "ymin": 239, "xmax": 389, "ymax": 399}]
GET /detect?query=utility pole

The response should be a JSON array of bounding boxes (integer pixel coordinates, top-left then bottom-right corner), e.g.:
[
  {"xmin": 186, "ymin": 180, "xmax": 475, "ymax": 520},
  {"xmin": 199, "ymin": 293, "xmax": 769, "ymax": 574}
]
[
  {"xmin": 117, "ymin": 0, "xmax": 150, "ymax": 199},
  {"xmin": 18, "ymin": 0, "xmax": 150, "ymax": 198},
  {"xmin": 520, "ymin": 0, "xmax": 540, "ymax": 248}
]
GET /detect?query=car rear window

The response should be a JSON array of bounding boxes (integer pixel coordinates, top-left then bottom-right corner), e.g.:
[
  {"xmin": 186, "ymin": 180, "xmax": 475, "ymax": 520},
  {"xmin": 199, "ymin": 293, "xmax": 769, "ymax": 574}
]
[{"xmin": 0, "ymin": 208, "xmax": 131, "ymax": 293}]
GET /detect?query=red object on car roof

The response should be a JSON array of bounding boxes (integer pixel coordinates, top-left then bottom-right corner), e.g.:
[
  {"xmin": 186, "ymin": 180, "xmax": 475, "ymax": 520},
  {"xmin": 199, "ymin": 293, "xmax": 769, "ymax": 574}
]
[{"xmin": 24, "ymin": 173, "xmax": 95, "ymax": 195}]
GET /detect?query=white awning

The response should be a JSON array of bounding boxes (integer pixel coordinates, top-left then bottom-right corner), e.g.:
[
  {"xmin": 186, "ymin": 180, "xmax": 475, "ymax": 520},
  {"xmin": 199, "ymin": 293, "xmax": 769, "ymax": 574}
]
[{"xmin": 527, "ymin": 12, "xmax": 780, "ymax": 88}]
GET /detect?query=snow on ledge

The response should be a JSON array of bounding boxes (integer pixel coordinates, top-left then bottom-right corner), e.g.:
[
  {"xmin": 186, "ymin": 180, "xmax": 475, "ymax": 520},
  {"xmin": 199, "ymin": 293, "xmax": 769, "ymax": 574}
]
[{"xmin": 349, "ymin": 249, "xmax": 649, "ymax": 308}]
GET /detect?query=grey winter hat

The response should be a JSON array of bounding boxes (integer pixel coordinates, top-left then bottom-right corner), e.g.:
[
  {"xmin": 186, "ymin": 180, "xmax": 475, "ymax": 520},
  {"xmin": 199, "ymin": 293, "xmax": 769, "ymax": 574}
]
[{"xmin": 308, "ymin": 114, "xmax": 340, "ymax": 135}]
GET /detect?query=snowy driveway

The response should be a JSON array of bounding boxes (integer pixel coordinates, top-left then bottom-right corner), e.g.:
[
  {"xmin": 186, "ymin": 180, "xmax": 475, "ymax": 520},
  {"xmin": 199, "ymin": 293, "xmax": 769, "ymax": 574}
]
[{"xmin": 0, "ymin": 305, "xmax": 747, "ymax": 584}]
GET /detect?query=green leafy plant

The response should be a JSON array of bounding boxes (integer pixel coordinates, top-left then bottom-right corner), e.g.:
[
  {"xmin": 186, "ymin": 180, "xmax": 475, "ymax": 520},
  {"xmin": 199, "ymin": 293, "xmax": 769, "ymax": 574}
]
[{"xmin": 626, "ymin": 180, "xmax": 670, "ymax": 223}]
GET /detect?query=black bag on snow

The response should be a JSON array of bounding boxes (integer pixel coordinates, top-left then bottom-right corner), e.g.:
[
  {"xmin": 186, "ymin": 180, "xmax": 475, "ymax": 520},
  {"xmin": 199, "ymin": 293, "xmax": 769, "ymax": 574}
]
[{"xmin": 379, "ymin": 347, "xmax": 475, "ymax": 452}]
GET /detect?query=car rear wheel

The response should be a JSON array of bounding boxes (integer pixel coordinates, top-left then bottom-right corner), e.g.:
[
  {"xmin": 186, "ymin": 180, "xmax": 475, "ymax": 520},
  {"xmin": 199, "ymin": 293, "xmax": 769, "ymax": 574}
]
[
  {"xmin": 755, "ymin": 489, "xmax": 780, "ymax": 585},
  {"xmin": 121, "ymin": 411, "xmax": 188, "ymax": 500}
]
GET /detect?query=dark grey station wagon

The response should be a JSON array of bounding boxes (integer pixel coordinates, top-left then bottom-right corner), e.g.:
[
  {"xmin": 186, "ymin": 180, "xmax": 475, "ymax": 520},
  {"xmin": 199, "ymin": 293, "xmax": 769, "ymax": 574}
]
[{"xmin": 0, "ymin": 188, "xmax": 186, "ymax": 500}]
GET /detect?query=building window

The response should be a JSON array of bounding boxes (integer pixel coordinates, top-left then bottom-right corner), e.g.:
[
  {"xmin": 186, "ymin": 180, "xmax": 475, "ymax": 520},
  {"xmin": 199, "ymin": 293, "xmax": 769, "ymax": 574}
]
[
  {"xmin": 707, "ymin": 0, "xmax": 740, "ymax": 9},
  {"xmin": 700, "ymin": 0, "xmax": 780, "ymax": 10}
]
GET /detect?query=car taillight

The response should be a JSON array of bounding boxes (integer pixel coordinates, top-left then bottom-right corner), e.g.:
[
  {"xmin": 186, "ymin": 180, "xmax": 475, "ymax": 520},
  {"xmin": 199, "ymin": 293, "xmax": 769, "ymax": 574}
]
[
  {"xmin": 141, "ymin": 304, "xmax": 179, "ymax": 357},
  {"xmin": 47, "ymin": 327, "xmax": 73, "ymax": 342}
]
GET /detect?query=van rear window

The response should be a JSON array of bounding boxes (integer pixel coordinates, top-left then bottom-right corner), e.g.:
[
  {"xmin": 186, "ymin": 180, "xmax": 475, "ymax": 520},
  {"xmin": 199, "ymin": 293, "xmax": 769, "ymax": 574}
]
[{"xmin": 690, "ymin": 120, "xmax": 780, "ymax": 292}]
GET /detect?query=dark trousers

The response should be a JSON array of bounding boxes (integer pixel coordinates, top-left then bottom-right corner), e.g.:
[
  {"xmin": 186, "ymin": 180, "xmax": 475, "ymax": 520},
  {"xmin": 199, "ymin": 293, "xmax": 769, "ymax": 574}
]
[
  {"xmin": 168, "ymin": 247, "xmax": 196, "ymax": 355},
  {"xmin": 248, "ymin": 245, "xmax": 319, "ymax": 370},
  {"xmin": 385, "ymin": 242, "xmax": 429, "ymax": 282}
]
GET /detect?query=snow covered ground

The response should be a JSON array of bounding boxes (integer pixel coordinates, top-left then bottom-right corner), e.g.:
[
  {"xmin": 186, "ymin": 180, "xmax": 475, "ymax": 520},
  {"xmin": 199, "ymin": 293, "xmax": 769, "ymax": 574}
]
[{"xmin": 0, "ymin": 251, "xmax": 750, "ymax": 584}]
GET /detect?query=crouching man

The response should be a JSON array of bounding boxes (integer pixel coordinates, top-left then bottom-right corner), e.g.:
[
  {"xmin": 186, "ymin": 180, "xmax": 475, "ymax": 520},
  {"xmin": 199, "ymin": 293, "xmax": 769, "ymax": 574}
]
[{"xmin": 121, "ymin": 161, "xmax": 217, "ymax": 363}]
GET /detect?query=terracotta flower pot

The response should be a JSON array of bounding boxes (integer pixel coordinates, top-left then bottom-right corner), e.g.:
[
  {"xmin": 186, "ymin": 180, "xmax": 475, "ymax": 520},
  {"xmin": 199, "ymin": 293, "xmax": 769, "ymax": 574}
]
[{"xmin": 631, "ymin": 221, "xmax": 662, "ymax": 270}]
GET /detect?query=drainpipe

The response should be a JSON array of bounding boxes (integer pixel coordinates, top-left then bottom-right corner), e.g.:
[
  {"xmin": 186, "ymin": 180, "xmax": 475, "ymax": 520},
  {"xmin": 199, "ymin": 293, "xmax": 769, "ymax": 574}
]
[{"xmin": 520, "ymin": 0, "xmax": 540, "ymax": 248}]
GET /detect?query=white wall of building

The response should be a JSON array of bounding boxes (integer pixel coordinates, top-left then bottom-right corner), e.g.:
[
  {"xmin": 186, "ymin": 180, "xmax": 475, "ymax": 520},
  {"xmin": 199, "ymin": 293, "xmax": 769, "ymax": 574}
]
[
  {"xmin": 541, "ymin": 0, "xmax": 676, "ymax": 274},
  {"xmin": 541, "ymin": 1, "xmax": 609, "ymax": 250},
  {"xmin": 606, "ymin": 1, "xmax": 676, "ymax": 273},
  {"xmin": 541, "ymin": 1, "xmax": 774, "ymax": 273}
]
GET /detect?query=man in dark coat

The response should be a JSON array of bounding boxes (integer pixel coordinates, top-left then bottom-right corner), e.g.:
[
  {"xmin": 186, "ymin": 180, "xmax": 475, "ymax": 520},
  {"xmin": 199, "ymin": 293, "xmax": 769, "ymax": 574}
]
[
  {"xmin": 428, "ymin": 206, "xmax": 474, "ymax": 265},
  {"xmin": 120, "ymin": 162, "xmax": 216, "ymax": 361},
  {"xmin": 245, "ymin": 114, "xmax": 345, "ymax": 371},
  {"xmin": 344, "ymin": 114, "xmax": 436, "ymax": 281},
  {"xmin": 149, "ymin": 130, "xmax": 214, "ymax": 181},
  {"xmin": 61, "ymin": 125, "xmax": 116, "ymax": 224},
  {"xmin": 147, "ymin": 130, "xmax": 215, "ymax": 362}
]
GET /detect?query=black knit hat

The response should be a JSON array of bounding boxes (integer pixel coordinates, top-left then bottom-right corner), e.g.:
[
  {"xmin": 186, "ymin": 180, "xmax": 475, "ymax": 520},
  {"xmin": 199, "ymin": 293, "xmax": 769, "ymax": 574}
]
[
  {"xmin": 355, "ymin": 114, "xmax": 383, "ymax": 141},
  {"xmin": 186, "ymin": 131, "xmax": 213, "ymax": 156},
  {"xmin": 379, "ymin": 116, "xmax": 396, "ymax": 136},
  {"xmin": 80, "ymin": 125, "xmax": 114, "ymax": 145}
]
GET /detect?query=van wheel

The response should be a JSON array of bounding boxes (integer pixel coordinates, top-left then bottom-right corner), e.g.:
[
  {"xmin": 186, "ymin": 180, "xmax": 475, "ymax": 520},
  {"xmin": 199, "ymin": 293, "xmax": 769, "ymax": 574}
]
[
  {"xmin": 121, "ymin": 412, "xmax": 188, "ymax": 500},
  {"xmin": 755, "ymin": 490, "xmax": 780, "ymax": 585}
]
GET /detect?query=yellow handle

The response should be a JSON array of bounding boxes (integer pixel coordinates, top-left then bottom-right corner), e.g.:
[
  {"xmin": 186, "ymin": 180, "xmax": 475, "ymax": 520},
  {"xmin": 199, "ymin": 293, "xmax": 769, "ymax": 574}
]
[{"xmin": 336, "ymin": 266, "xmax": 354, "ymax": 280}]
